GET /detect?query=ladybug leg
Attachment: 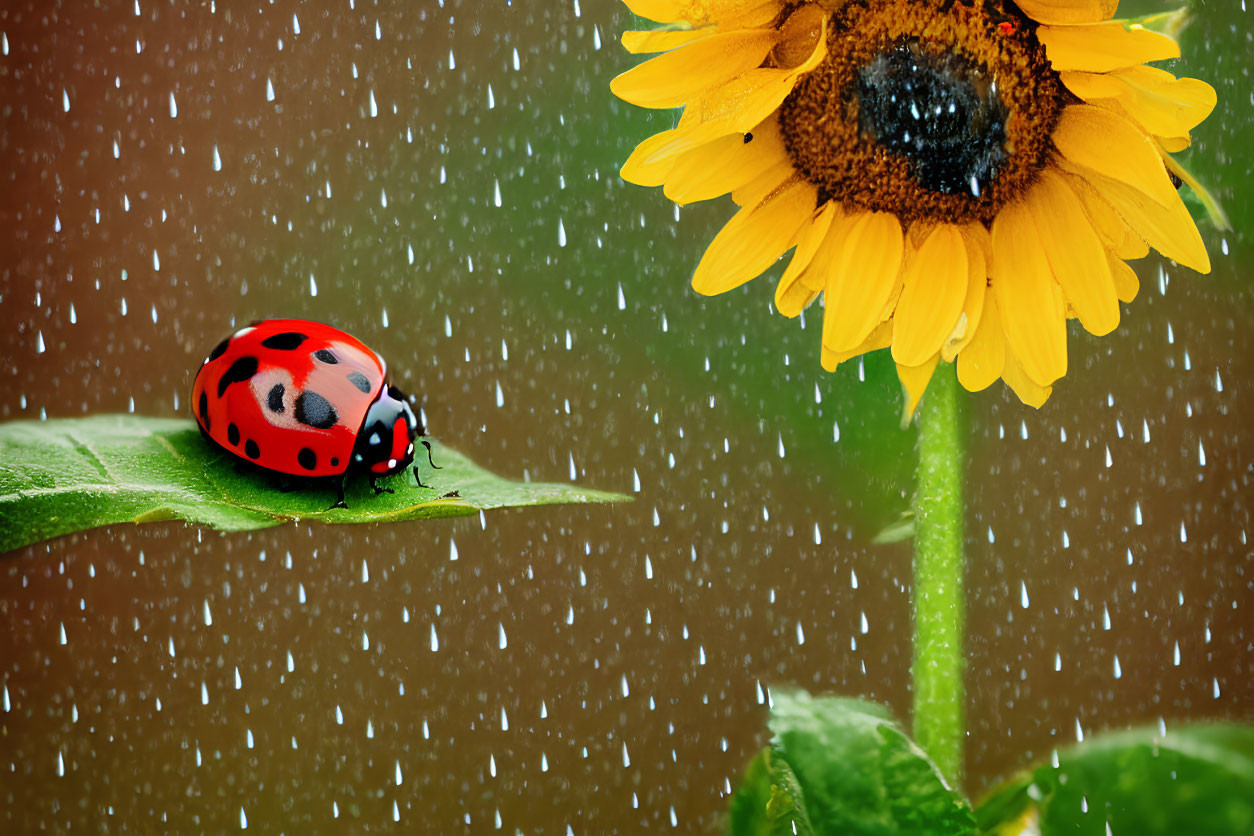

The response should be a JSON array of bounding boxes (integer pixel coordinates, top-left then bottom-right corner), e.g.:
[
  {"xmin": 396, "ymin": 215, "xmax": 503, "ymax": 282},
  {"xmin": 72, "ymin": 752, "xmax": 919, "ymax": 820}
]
[
  {"xmin": 329, "ymin": 475, "xmax": 349, "ymax": 510},
  {"xmin": 370, "ymin": 475, "xmax": 395, "ymax": 495},
  {"xmin": 413, "ymin": 465, "xmax": 430, "ymax": 489},
  {"xmin": 413, "ymin": 440, "xmax": 442, "ymax": 489}
]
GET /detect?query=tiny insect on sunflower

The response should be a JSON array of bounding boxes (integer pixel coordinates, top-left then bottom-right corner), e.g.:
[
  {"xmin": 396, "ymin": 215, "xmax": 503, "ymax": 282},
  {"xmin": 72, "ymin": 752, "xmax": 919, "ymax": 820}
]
[{"xmin": 611, "ymin": 0, "xmax": 1219, "ymax": 411}]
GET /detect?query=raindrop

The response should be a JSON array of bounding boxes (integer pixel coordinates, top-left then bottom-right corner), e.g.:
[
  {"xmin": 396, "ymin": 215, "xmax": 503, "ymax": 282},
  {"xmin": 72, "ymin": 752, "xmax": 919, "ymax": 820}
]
[
  {"xmin": 558, "ymin": 218, "xmax": 567, "ymax": 247},
  {"xmin": 309, "ymin": 273, "xmax": 318, "ymax": 297},
  {"xmin": 498, "ymin": 623, "xmax": 507, "ymax": 649},
  {"xmin": 36, "ymin": 331, "xmax": 45, "ymax": 354},
  {"xmin": 1112, "ymin": 655, "xmax": 1122, "ymax": 679},
  {"xmin": 429, "ymin": 624, "xmax": 439, "ymax": 652},
  {"xmin": 1020, "ymin": 581, "xmax": 1030, "ymax": 609},
  {"xmin": 1173, "ymin": 641, "xmax": 1180, "ymax": 666},
  {"xmin": 203, "ymin": 599, "xmax": 213, "ymax": 626},
  {"xmin": 265, "ymin": 77, "xmax": 275, "ymax": 102},
  {"xmin": 795, "ymin": 621, "xmax": 805, "ymax": 645},
  {"xmin": 493, "ymin": 179, "xmax": 502, "ymax": 207},
  {"xmin": 168, "ymin": 92, "xmax": 177, "ymax": 118},
  {"xmin": 487, "ymin": 84, "xmax": 495, "ymax": 109},
  {"xmin": 621, "ymin": 742, "xmax": 630, "ymax": 768},
  {"xmin": 240, "ymin": 807, "xmax": 248, "ymax": 829},
  {"xmin": 1104, "ymin": 446, "xmax": 1112, "ymax": 468},
  {"xmin": 62, "ymin": 88, "xmax": 70, "ymax": 112},
  {"xmin": 617, "ymin": 282, "xmax": 626, "ymax": 310},
  {"xmin": 1197, "ymin": 440, "xmax": 1206, "ymax": 467},
  {"xmin": 512, "ymin": 47, "xmax": 521, "ymax": 71},
  {"xmin": 1054, "ymin": 653, "xmax": 1062, "ymax": 672}
]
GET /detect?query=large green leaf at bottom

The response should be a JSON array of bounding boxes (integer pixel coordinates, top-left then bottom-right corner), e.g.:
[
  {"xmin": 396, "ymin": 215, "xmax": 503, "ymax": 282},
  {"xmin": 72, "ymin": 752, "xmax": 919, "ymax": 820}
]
[
  {"xmin": 976, "ymin": 724, "xmax": 1254, "ymax": 836},
  {"xmin": 0, "ymin": 415, "xmax": 630, "ymax": 552},
  {"xmin": 728, "ymin": 689, "xmax": 975, "ymax": 836}
]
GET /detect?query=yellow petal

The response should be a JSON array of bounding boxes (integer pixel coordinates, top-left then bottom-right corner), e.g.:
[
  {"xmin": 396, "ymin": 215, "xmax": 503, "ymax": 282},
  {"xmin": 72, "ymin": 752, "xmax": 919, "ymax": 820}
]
[
  {"xmin": 622, "ymin": 0, "xmax": 782, "ymax": 28},
  {"xmin": 957, "ymin": 291, "xmax": 1006, "ymax": 392},
  {"xmin": 820, "ymin": 321, "xmax": 892, "ymax": 372},
  {"xmin": 990, "ymin": 202, "xmax": 1069, "ymax": 387},
  {"xmin": 642, "ymin": 19, "xmax": 826, "ymax": 163},
  {"xmin": 1060, "ymin": 169, "xmax": 1151, "ymax": 259},
  {"xmin": 942, "ymin": 229, "xmax": 989, "ymax": 361},
  {"xmin": 1063, "ymin": 160, "xmax": 1211, "ymax": 273},
  {"xmin": 609, "ymin": 29, "xmax": 777, "ymax": 109},
  {"xmin": 1037, "ymin": 21, "xmax": 1179, "ymax": 72},
  {"xmin": 622, "ymin": 0, "xmax": 688, "ymax": 23},
  {"xmin": 891, "ymin": 224, "xmax": 968, "ymax": 367},
  {"xmin": 1001, "ymin": 349, "xmax": 1054, "ymax": 408},
  {"xmin": 691, "ymin": 176, "xmax": 817, "ymax": 295},
  {"xmin": 1014, "ymin": 0, "xmax": 1117, "ymax": 25},
  {"xmin": 776, "ymin": 202, "xmax": 838, "ymax": 317},
  {"xmin": 663, "ymin": 116, "xmax": 784, "ymax": 205},
  {"xmin": 1109, "ymin": 252, "xmax": 1140, "ymax": 303},
  {"xmin": 1026, "ymin": 170, "xmax": 1120, "ymax": 336},
  {"xmin": 1158, "ymin": 135, "xmax": 1192, "ymax": 153},
  {"xmin": 822, "ymin": 211, "xmax": 905, "ymax": 353},
  {"xmin": 1052, "ymin": 104, "xmax": 1179, "ymax": 208},
  {"xmin": 622, "ymin": 28, "xmax": 710, "ymax": 55},
  {"xmin": 1061, "ymin": 67, "xmax": 1216, "ymax": 140},
  {"xmin": 620, "ymin": 128, "xmax": 682, "ymax": 187},
  {"xmin": 897, "ymin": 354, "xmax": 941, "ymax": 423}
]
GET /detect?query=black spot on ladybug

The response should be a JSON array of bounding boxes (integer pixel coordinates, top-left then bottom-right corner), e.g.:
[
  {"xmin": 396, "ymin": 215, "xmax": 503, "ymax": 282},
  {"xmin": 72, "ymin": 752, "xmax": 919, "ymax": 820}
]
[
  {"xmin": 227, "ymin": 422, "xmax": 241, "ymax": 446},
  {"xmin": 217, "ymin": 355, "xmax": 259, "ymax": 397},
  {"xmin": 260, "ymin": 332, "xmax": 308, "ymax": 351},
  {"xmin": 198, "ymin": 392, "xmax": 210, "ymax": 431},
  {"xmin": 295, "ymin": 391, "xmax": 338, "ymax": 429},
  {"xmin": 314, "ymin": 348, "xmax": 339, "ymax": 364},
  {"xmin": 298, "ymin": 447, "xmax": 318, "ymax": 471},
  {"xmin": 331, "ymin": 456, "xmax": 339, "ymax": 467},
  {"xmin": 245, "ymin": 439, "xmax": 261, "ymax": 459},
  {"xmin": 207, "ymin": 337, "xmax": 231, "ymax": 362},
  {"xmin": 266, "ymin": 383, "xmax": 286, "ymax": 413},
  {"xmin": 346, "ymin": 372, "xmax": 372, "ymax": 394}
]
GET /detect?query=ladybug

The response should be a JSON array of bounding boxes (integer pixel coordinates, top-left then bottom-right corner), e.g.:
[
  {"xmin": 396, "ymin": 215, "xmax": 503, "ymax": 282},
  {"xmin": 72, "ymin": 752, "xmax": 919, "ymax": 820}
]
[{"xmin": 191, "ymin": 319, "xmax": 434, "ymax": 506}]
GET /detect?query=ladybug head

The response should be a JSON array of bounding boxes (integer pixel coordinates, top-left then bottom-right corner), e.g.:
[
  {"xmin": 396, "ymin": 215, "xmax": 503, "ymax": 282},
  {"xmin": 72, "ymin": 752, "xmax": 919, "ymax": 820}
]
[{"xmin": 353, "ymin": 384, "xmax": 424, "ymax": 476}]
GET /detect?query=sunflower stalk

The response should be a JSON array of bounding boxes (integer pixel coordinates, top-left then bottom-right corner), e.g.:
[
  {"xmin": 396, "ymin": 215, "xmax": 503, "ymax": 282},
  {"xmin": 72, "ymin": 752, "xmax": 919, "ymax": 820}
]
[{"xmin": 911, "ymin": 360, "xmax": 966, "ymax": 785}]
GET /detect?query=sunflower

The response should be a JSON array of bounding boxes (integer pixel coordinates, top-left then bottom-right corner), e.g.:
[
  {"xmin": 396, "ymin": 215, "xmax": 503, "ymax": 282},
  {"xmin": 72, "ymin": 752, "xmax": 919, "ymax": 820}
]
[{"xmin": 611, "ymin": 0, "xmax": 1217, "ymax": 410}]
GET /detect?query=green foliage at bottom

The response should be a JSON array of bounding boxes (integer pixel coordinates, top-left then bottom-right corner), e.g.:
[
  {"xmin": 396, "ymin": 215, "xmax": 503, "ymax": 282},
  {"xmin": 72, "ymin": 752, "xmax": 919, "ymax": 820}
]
[
  {"xmin": 976, "ymin": 724, "xmax": 1254, "ymax": 836},
  {"xmin": 729, "ymin": 688, "xmax": 1254, "ymax": 836},
  {"xmin": 728, "ymin": 690, "xmax": 975, "ymax": 836}
]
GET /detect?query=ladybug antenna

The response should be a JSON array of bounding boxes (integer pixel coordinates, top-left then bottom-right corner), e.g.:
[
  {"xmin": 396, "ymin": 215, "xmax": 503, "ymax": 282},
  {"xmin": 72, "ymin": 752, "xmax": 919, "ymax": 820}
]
[{"xmin": 421, "ymin": 439, "xmax": 441, "ymax": 469}]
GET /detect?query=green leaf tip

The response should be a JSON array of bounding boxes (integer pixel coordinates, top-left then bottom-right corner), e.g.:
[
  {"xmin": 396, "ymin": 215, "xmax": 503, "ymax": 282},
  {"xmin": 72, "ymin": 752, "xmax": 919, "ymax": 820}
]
[
  {"xmin": 728, "ymin": 688, "xmax": 975, "ymax": 836},
  {"xmin": 0, "ymin": 414, "xmax": 632, "ymax": 553}
]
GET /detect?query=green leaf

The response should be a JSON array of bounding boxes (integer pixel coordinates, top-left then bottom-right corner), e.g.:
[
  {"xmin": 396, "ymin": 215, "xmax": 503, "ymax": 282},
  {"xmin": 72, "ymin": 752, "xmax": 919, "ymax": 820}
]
[
  {"xmin": 975, "ymin": 724, "xmax": 1254, "ymax": 836},
  {"xmin": 728, "ymin": 749, "xmax": 815, "ymax": 836},
  {"xmin": 729, "ymin": 689, "xmax": 976, "ymax": 836},
  {"xmin": 0, "ymin": 415, "xmax": 631, "ymax": 552}
]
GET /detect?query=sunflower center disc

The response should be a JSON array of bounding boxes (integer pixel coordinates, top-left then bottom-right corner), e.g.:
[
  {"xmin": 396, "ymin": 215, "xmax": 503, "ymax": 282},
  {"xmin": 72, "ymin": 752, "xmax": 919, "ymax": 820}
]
[
  {"xmin": 778, "ymin": 0, "xmax": 1064, "ymax": 225},
  {"xmin": 857, "ymin": 41, "xmax": 1007, "ymax": 197}
]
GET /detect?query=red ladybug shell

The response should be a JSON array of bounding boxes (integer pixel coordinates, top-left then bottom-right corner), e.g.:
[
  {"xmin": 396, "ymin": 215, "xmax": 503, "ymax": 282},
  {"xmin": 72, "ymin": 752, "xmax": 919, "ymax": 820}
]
[{"xmin": 192, "ymin": 319, "xmax": 387, "ymax": 478}]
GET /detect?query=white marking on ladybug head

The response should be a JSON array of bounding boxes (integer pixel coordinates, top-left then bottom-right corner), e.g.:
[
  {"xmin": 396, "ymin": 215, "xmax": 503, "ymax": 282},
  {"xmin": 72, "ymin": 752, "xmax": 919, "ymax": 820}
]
[
  {"xmin": 387, "ymin": 458, "xmax": 397, "ymax": 469},
  {"xmin": 355, "ymin": 454, "xmax": 364, "ymax": 462},
  {"xmin": 369, "ymin": 432, "xmax": 381, "ymax": 446},
  {"xmin": 407, "ymin": 443, "xmax": 414, "ymax": 455}
]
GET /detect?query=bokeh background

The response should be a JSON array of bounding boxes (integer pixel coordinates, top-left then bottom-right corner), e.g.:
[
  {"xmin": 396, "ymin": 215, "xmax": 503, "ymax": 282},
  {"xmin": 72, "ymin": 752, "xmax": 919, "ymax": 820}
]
[{"xmin": 1, "ymin": 0, "xmax": 1249, "ymax": 831}]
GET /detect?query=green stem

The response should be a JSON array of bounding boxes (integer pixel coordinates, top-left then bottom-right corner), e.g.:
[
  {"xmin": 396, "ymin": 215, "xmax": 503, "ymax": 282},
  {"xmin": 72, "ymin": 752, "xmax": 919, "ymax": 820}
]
[{"xmin": 911, "ymin": 361, "xmax": 966, "ymax": 785}]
